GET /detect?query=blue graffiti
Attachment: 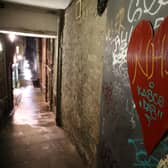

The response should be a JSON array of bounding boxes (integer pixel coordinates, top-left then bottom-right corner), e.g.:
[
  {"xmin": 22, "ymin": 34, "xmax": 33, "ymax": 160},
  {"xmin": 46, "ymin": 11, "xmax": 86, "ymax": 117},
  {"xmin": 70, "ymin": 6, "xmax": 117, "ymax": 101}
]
[{"xmin": 128, "ymin": 138, "xmax": 168, "ymax": 168}]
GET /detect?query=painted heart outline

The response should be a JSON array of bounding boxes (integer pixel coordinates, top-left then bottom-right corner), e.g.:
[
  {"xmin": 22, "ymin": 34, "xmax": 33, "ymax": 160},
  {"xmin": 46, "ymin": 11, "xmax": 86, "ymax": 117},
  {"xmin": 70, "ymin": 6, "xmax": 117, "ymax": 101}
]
[{"xmin": 127, "ymin": 16, "xmax": 168, "ymax": 155}]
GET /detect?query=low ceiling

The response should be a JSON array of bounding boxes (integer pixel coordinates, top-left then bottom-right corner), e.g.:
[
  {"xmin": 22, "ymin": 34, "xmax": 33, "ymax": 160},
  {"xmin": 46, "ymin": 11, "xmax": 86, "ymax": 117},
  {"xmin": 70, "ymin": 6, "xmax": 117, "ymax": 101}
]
[{"xmin": 1, "ymin": 0, "xmax": 72, "ymax": 9}]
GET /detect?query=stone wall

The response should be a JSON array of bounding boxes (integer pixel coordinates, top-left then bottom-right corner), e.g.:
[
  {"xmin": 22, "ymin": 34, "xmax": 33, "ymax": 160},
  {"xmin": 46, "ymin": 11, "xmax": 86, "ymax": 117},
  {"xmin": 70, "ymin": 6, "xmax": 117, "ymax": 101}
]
[{"xmin": 61, "ymin": 0, "xmax": 107, "ymax": 167}]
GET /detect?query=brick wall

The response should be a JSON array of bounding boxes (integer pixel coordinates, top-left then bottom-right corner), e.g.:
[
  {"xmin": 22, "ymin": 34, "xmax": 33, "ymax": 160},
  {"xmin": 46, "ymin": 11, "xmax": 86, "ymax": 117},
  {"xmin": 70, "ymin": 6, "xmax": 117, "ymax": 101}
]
[{"xmin": 61, "ymin": 0, "xmax": 107, "ymax": 167}]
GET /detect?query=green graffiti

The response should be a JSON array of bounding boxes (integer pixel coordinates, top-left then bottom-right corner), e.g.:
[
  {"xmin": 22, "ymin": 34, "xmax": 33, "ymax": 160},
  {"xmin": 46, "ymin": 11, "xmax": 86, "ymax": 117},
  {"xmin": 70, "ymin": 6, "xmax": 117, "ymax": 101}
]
[
  {"xmin": 149, "ymin": 81, "xmax": 155, "ymax": 89},
  {"xmin": 137, "ymin": 82, "xmax": 164, "ymax": 127},
  {"xmin": 137, "ymin": 82, "xmax": 164, "ymax": 107}
]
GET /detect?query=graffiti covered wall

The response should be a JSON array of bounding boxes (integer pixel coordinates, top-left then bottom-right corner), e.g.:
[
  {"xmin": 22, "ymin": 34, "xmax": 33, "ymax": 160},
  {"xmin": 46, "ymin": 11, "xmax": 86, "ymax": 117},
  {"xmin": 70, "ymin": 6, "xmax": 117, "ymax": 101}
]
[{"xmin": 99, "ymin": 0, "xmax": 168, "ymax": 167}]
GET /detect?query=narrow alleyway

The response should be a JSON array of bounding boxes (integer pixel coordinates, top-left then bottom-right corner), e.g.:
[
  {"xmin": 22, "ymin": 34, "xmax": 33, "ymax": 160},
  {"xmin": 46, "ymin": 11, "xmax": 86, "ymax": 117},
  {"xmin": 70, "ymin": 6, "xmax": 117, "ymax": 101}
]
[{"xmin": 0, "ymin": 78, "xmax": 85, "ymax": 168}]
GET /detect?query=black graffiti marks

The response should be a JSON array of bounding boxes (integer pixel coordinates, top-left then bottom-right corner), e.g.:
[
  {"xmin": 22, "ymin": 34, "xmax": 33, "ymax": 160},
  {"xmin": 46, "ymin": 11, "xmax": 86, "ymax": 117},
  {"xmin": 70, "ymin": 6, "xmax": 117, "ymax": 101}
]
[
  {"xmin": 100, "ymin": 141, "xmax": 119, "ymax": 168},
  {"xmin": 103, "ymin": 82, "xmax": 113, "ymax": 105}
]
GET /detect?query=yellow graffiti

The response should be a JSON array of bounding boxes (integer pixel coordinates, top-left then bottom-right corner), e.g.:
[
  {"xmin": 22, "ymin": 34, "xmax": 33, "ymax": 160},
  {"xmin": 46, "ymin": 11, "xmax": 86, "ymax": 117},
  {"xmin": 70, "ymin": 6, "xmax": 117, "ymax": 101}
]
[
  {"xmin": 132, "ymin": 34, "xmax": 167, "ymax": 84},
  {"xmin": 114, "ymin": 8, "xmax": 125, "ymax": 33}
]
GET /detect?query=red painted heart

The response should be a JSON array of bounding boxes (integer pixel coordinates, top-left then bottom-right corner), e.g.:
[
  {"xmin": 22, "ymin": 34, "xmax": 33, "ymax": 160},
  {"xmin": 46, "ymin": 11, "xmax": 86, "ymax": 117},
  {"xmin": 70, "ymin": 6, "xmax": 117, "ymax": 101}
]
[{"xmin": 127, "ymin": 16, "xmax": 168, "ymax": 155}]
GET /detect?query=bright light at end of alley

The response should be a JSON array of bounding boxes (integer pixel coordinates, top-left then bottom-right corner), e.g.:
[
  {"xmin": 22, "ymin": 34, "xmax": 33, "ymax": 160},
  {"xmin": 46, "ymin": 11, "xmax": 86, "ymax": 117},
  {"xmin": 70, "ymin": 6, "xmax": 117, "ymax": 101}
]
[
  {"xmin": 9, "ymin": 33, "xmax": 16, "ymax": 42},
  {"xmin": 16, "ymin": 46, "xmax": 19, "ymax": 54},
  {"xmin": 17, "ymin": 55, "xmax": 23, "ymax": 60},
  {"xmin": 0, "ymin": 42, "xmax": 3, "ymax": 52}
]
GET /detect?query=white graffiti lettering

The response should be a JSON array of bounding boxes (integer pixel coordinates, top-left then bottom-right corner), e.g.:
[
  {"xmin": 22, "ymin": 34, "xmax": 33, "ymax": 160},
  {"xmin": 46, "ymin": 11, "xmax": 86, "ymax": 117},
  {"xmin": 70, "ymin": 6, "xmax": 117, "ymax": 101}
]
[
  {"xmin": 127, "ymin": 0, "xmax": 142, "ymax": 23},
  {"xmin": 158, "ymin": 0, "xmax": 168, "ymax": 5},
  {"xmin": 154, "ymin": 17, "xmax": 164, "ymax": 29},
  {"xmin": 143, "ymin": 0, "xmax": 162, "ymax": 16},
  {"xmin": 111, "ymin": 31, "xmax": 127, "ymax": 65},
  {"xmin": 128, "ymin": 0, "xmax": 168, "ymax": 23}
]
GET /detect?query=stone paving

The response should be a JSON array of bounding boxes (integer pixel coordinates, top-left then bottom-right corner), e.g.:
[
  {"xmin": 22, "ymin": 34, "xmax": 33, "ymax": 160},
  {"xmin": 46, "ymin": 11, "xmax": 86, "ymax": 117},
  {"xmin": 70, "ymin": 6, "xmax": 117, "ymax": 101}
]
[{"xmin": 0, "ymin": 84, "xmax": 85, "ymax": 168}]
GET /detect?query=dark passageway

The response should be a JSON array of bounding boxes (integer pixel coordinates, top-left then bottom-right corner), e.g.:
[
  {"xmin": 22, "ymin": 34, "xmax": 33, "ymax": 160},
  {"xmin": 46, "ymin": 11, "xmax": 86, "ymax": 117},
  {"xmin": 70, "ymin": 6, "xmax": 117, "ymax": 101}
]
[{"xmin": 0, "ymin": 65, "xmax": 85, "ymax": 168}]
